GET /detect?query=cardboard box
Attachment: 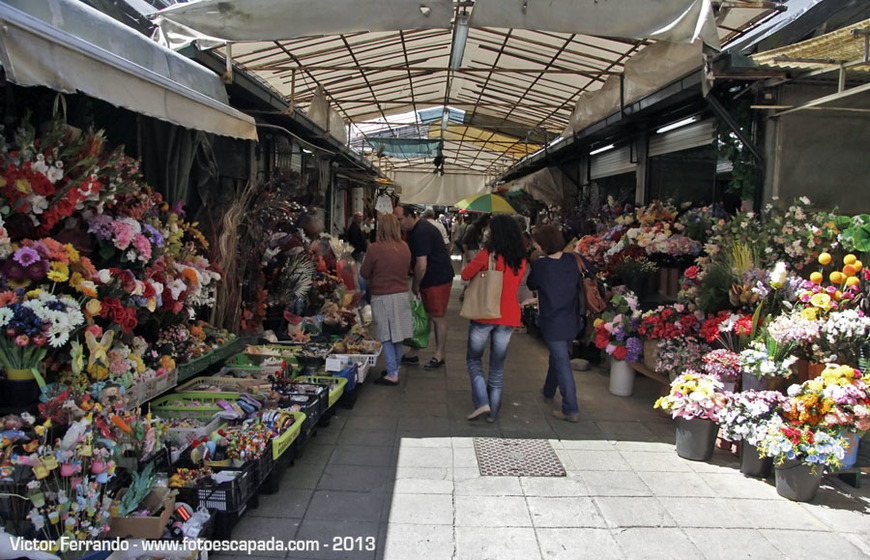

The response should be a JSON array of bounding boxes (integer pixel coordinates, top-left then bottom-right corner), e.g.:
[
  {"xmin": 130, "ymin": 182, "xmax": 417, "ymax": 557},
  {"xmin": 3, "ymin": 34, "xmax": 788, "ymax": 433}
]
[{"xmin": 107, "ymin": 487, "xmax": 175, "ymax": 539}]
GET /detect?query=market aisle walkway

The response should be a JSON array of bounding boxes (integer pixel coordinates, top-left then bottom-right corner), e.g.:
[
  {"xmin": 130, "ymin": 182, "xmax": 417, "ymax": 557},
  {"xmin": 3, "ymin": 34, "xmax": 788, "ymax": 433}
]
[{"xmin": 215, "ymin": 278, "xmax": 870, "ymax": 560}]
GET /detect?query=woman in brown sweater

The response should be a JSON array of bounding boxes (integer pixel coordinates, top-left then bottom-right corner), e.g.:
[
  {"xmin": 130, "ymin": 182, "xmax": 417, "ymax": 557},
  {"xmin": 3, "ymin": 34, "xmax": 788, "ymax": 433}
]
[{"xmin": 360, "ymin": 213, "xmax": 414, "ymax": 385}]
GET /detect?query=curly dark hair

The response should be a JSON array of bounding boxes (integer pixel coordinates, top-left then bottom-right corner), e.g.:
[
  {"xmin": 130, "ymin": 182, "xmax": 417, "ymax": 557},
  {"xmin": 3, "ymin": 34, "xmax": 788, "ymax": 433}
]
[{"xmin": 485, "ymin": 214, "xmax": 526, "ymax": 273}]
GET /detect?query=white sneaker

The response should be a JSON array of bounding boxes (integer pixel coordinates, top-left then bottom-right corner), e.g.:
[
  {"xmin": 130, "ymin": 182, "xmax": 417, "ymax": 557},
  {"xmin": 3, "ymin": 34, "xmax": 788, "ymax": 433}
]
[
  {"xmin": 467, "ymin": 405, "xmax": 491, "ymax": 421},
  {"xmin": 571, "ymin": 359, "xmax": 591, "ymax": 371}
]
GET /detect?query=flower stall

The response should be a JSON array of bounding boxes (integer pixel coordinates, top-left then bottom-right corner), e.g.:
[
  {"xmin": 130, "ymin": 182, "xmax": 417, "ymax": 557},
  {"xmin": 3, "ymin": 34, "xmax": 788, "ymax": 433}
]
[{"xmin": 0, "ymin": 112, "xmax": 382, "ymax": 551}]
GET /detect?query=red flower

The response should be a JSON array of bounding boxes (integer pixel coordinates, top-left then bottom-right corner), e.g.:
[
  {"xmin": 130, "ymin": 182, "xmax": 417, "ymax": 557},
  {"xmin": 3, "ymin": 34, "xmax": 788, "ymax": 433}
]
[{"xmin": 612, "ymin": 346, "xmax": 628, "ymax": 361}]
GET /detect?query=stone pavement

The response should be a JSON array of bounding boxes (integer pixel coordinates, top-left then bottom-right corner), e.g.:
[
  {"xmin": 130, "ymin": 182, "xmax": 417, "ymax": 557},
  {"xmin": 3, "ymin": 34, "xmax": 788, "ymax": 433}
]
[{"xmin": 215, "ymin": 279, "xmax": 870, "ymax": 560}]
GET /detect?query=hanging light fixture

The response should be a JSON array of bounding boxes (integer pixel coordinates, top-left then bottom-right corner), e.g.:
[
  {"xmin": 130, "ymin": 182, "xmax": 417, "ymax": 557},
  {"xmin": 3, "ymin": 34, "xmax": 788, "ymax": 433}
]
[{"xmin": 449, "ymin": 12, "xmax": 470, "ymax": 71}]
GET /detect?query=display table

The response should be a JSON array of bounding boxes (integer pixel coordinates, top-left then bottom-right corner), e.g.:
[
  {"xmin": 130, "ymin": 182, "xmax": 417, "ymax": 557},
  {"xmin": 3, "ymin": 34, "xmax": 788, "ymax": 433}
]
[
  {"xmin": 626, "ymin": 361, "xmax": 671, "ymax": 396},
  {"xmin": 177, "ymin": 337, "xmax": 245, "ymax": 382}
]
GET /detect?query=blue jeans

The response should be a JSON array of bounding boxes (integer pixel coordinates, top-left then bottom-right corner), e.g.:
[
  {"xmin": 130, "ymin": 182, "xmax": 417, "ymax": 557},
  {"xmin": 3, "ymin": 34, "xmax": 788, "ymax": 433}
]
[
  {"xmin": 466, "ymin": 322, "xmax": 514, "ymax": 419},
  {"xmin": 382, "ymin": 340, "xmax": 403, "ymax": 378},
  {"xmin": 542, "ymin": 339, "xmax": 579, "ymax": 416}
]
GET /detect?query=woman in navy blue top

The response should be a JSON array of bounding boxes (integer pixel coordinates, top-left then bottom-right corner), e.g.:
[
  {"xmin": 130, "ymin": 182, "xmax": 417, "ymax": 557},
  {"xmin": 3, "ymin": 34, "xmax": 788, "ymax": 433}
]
[{"xmin": 526, "ymin": 225, "xmax": 582, "ymax": 422}]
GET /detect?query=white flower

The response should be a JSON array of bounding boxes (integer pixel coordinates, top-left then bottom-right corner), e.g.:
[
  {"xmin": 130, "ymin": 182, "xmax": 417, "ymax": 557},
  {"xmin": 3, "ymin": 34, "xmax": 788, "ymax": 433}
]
[
  {"xmin": 770, "ymin": 262, "xmax": 787, "ymax": 289},
  {"xmin": 97, "ymin": 269, "xmax": 112, "ymax": 284},
  {"xmin": 26, "ymin": 194, "xmax": 48, "ymax": 215},
  {"xmin": 0, "ymin": 308, "xmax": 13, "ymax": 327}
]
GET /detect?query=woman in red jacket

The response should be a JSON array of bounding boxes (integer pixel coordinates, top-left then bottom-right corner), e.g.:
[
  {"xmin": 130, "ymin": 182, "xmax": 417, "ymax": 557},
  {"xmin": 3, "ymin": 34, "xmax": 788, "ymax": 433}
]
[{"xmin": 460, "ymin": 214, "xmax": 527, "ymax": 422}]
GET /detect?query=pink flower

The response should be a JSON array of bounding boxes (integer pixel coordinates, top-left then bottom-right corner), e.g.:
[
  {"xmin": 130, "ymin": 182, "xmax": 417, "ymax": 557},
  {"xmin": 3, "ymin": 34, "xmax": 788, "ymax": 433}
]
[
  {"xmin": 13, "ymin": 247, "xmax": 40, "ymax": 266},
  {"xmin": 132, "ymin": 234, "xmax": 152, "ymax": 262},
  {"xmin": 15, "ymin": 335, "xmax": 29, "ymax": 347},
  {"xmin": 111, "ymin": 221, "xmax": 135, "ymax": 250}
]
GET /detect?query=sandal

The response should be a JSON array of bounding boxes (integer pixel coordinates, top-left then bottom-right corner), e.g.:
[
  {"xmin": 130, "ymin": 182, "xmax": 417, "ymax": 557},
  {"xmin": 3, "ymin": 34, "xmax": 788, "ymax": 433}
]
[
  {"xmin": 374, "ymin": 376, "xmax": 399, "ymax": 386},
  {"xmin": 423, "ymin": 358, "xmax": 445, "ymax": 370}
]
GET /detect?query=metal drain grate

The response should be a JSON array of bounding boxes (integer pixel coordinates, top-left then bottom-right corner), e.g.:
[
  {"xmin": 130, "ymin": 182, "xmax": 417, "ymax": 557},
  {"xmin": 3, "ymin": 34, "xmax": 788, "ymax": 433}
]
[{"xmin": 473, "ymin": 438, "xmax": 566, "ymax": 477}]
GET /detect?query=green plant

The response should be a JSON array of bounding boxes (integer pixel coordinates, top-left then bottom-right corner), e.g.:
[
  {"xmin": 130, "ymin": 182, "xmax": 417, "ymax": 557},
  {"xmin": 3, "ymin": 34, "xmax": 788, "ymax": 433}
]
[
  {"xmin": 715, "ymin": 99, "xmax": 761, "ymax": 201},
  {"xmin": 118, "ymin": 463, "xmax": 156, "ymax": 516}
]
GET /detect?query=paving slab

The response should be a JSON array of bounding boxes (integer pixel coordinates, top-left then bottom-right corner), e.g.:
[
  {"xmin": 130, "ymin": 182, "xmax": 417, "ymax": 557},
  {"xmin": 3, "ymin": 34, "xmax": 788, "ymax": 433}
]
[
  {"xmin": 535, "ymin": 528, "xmax": 623, "ymax": 560},
  {"xmin": 379, "ymin": 523, "xmax": 454, "ymax": 560},
  {"xmin": 384, "ymin": 493, "xmax": 454, "ymax": 525},
  {"xmin": 454, "ymin": 526, "xmax": 542, "ymax": 560},
  {"xmin": 611, "ymin": 527, "xmax": 703, "ymax": 559},
  {"xmin": 593, "ymin": 496, "xmax": 676, "ymax": 528},
  {"xmin": 454, "ymin": 495, "xmax": 532, "ymax": 527}
]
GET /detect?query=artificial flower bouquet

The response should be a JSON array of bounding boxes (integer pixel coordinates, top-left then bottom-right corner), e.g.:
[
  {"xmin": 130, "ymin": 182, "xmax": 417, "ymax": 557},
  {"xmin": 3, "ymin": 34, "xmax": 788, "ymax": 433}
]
[
  {"xmin": 638, "ymin": 303, "xmax": 701, "ymax": 341},
  {"xmin": 816, "ymin": 309, "xmax": 870, "ymax": 368},
  {"xmin": 699, "ymin": 310, "xmax": 754, "ymax": 352},
  {"xmin": 718, "ymin": 390, "xmax": 786, "ymax": 445},
  {"xmin": 755, "ymin": 417, "xmax": 847, "ymax": 471},
  {"xmin": 781, "ymin": 364, "xmax": 870, "ymax": 433},
  {"xmin": 656, "ymin": 337, "xmax": 712, "ymax": 381},
  {"xmin": 592, "ymin": 289, "xmax": 642, "ymax": 362},
  {"xmin": 0, "ymin": 289, "xmax": 85, "ymax": 387},
  {"xmin": 738, "ymin": 334, "xmax": 798, "ymax": 382},
  {"xmin": 13, "ymin": 416, "xmax": 119, "ymax": 543},
  {"xmin": 654, "ymin": 370, "xmax": 729, "ymax": 421}
]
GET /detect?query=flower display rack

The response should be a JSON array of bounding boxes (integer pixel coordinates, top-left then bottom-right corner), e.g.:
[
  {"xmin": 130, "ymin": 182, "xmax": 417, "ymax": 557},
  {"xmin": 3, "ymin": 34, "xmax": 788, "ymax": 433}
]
[{"xmin": 177, "ymin": 337, "xmax": 245, "ymax": 383}]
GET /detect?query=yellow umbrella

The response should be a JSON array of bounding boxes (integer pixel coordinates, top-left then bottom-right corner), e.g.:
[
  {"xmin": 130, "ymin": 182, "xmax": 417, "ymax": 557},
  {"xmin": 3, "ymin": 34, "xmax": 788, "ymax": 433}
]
[{"xmin": 454, "ymin": 193, "xmax": 517, "ymax": 214}]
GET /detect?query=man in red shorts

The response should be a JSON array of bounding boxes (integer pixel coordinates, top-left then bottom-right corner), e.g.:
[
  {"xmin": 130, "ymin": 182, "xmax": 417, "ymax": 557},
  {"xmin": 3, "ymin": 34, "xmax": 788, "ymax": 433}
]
[{"xmin": 394, "ymin": 204, "xmax": 455, "ymax": 369}]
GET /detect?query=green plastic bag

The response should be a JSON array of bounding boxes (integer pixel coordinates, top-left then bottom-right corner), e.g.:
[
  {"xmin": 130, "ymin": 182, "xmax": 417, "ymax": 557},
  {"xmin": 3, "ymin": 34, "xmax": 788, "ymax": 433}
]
[{"xmin": 403, "ymin": 297, "xmax": 431, "ymax": 348}]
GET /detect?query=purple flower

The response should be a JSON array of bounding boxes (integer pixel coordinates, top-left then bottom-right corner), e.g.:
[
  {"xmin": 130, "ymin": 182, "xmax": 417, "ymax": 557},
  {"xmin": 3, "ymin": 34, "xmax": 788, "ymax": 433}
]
[
  {"xmin": 143, "ymin": 224, "xmax": 164, "ymax": 248},
  {"xmin": 13, "ymin": 247, "xmax": 40, "ymax": 267},
  {"xmin": 87, "ymin": 214, "xmax": 115, "ymax": 240}
]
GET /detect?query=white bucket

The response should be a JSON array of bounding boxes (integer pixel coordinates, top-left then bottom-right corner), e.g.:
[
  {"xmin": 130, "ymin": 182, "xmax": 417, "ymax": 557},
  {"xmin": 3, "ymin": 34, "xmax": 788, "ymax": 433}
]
[{"xmin": 609, "ymin": 359, "xmax": 636, "ymax": 397}]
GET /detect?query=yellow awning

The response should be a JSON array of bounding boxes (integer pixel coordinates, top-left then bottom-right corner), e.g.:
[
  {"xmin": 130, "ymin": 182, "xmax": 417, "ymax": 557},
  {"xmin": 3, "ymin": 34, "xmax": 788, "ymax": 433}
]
[
  {"xmin": 431, "ymin": 125, "xmax": 542, "ymax": 159},
  {"xmin": 752, "ymin": 18, "xmax": 870, "ymax": 72}
]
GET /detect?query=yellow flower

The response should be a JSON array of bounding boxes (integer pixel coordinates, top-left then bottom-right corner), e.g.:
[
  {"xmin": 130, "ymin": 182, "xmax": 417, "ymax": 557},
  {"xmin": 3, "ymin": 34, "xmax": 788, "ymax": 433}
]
[
  {"xmin": 47, "ymin": 261, "xmax": 69, "ymax": 283},
  {"xmin": 25, "ymin": 288, "xmax": 43, "ymax": 299},
  {"xmin": 800, "ymin": 307, "xmax": 818, "ymax": 321},
  {"xmin": 85, "ymin": 299, "xmax": 102, "ymax": 316},
  {"xmin": 64, "ymin": 243, "xmax": 81, "ymax": 263},
  {"xmin": 809, "ymin": 292, "xmax": 832, "ymax": 311}
]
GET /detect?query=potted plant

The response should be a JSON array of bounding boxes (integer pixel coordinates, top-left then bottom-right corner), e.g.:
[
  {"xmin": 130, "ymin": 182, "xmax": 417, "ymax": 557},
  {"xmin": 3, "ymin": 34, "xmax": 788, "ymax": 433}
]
[
  {"xmin": 654, "ymin": 371, "xmax": 729, "ymax": 461},
  {"xmin": 737, "ymin": 332, "xmax": 798, "ymax": 392},
  {"xmin": 755, "ymin": 417, "xmax": 847, "ymax": 502},
  {"xmin": 638, "ymin": 303, "xmax": 701, "ymax": 370},
  {"xmin": 718, "ymin": 390, "xmax": 786, "ymax": 477},
  {"xmin": 781, "ymin": 364, "xmax": 870, "ymax": 468},
  {"xmin": 592, "ymin": 289, "xmax": 642, "ymax": 396}
]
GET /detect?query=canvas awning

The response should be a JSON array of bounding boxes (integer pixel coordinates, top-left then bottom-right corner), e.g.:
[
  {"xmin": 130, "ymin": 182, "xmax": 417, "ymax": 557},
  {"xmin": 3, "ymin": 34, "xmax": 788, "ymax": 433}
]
[{"xmin": 0, "ymin": 0, "xmax": 258, "ymax": 141}]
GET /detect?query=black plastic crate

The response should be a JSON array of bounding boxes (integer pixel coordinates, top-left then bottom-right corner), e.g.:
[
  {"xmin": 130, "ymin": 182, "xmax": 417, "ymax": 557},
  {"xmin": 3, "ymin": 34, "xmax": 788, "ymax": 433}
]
[
  {"xmin": 174, "ymin": 463, "xmax": 256, "ymax": 512},
  {"xmin": 212, "ymin": 490, "xmax": 258, "ymax": 540},
  {"xmin": 338, "ymin": 383, "xmax": 360, "ymax": 409},
  {"xmin": 252, "ymin": 440, "xmax": 275, "ymax": 489},
  {"xmin": 278, "ymin": 384, "xmax": 327, "ymax": 436}
]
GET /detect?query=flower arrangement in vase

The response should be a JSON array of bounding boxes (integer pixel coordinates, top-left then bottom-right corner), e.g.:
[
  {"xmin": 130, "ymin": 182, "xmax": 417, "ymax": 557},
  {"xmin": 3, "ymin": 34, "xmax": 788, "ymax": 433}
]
[
  {"xmin": 738, "ymin": 332, "xmax": 798, "ymax": 391},
  {"xmin": 782, "ymin": 364, "xmax": 870, "ymax": 433},
  {"xmin": 702, "ymin": 348, "xmax": 742, "ymax": 387},
  {"xmin": 755, "ymin": 417, "xmax": 847, "ymax": 473},
  {"xmin": 719, "ymin": 390, "xmax": 786, "ymax": 445},
  {"xmin": 592, "ymin": 289, "xmax": 642, "ymax": 362},
  {"xmin": 655, "ymin": 337, "xmax": 712, "ymax": 382},
  {"xmin": 639, "ymin": 303, "xmax": 701, "ymax": 341},
  {"xmin": 654, "ymin": 371, "xmax": 728, "ymax": 422}
]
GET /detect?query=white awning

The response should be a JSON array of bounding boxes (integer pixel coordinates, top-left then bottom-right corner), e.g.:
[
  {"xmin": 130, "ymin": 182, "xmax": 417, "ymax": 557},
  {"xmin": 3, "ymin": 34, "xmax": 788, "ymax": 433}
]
[{"xmin": 0, "ymin": 0, "xmax": 257, "ymax": 141}]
